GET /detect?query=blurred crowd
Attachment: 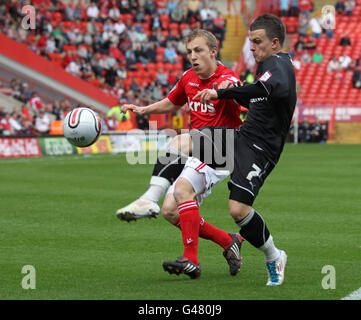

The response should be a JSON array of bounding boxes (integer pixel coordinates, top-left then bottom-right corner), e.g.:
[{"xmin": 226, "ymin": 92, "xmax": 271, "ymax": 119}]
[
  {"xmin": 280, "ymin": 0, "xmax": 361, "ymax": 88},
  {"xmin": 287, "ymin": 120, "xmax": 329, "ymax": 143},
  {"xmin": 0, "ymin": 0, "xmax": 226, "ymax": 101},
  {"xmin": 0, "ymin": 0, "xmax": 228, "ymax": 136}
]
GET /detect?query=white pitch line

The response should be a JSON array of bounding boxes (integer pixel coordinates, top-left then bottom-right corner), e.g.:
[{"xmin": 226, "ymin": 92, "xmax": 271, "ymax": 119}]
[{"xmin": 341, "ymin": 287, "xmax": 361, "ymax": 300}]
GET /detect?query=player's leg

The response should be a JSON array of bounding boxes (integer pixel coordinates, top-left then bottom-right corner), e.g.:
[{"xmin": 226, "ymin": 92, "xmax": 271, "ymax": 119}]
[
  {"xmin": 228, "ymin": 134, "xmax": 287, "ymax": 286},
  {"xmin": 116, "ymin": 133, "xmax": 192, "ymax": 222},
  {"xmin": 162, "ymin": 188, "xmax": 243, "ymax": 275},
  {"xmin": 162, "ymin": 163, "xmax": 243, "ymax": 278},
  {"xmin": 162, "ymin": 175, "xmax": 201, "ymax": 279}
]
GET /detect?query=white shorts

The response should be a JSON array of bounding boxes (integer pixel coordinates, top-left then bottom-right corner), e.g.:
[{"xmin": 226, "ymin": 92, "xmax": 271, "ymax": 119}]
[{"xmin": 166, "ymin": 157, "xmax": 229, "ymax": 206}]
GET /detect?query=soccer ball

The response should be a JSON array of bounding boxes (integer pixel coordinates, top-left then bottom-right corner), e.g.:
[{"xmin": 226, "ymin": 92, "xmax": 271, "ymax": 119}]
[{"xmin": 63, "ymin": 107, "xmax": 102, "ymax": 147}]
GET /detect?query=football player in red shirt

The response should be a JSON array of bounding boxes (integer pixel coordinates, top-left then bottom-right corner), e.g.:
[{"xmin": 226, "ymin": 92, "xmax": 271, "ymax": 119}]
[{"xmin": 117, "ymin": 29, "xmax": 246, "ymax": 278}]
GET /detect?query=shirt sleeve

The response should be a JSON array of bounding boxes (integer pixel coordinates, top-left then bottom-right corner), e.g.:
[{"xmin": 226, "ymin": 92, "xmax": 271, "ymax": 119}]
[
  {"xmin": 167, "ymin": 77, "xmax": 187, "ymax": 107},
  {"xmin": 216, "ymin": 81, "xmax": 268, "ymax": 101},
  {"xmin": 255, "ymin": 56, "xmax": 289, "ymax": 98}
]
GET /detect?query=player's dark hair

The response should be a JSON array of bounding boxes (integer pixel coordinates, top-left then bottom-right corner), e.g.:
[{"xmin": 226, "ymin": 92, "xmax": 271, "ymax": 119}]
[
  {"xmin": 250, "ymin": 14, "xmax": 286, "ymax": 47},
  {"xmin": 186, "ymin": 29, "xmax": 218, "ymax": 50}
]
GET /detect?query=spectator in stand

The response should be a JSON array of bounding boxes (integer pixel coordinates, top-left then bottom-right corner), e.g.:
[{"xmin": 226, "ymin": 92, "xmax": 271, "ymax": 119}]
[
  {"xmin": 145, "ymin": 41, "xmax": 157, "ymax": 63},
  {"xmin": 125, "ymin": 50, "xmax": 137, "ymax": 71},
  {"xmin": 64, "ymin": 0, "xmax": 76, "ymax": 21},
  {"xmin": 52, "ymin": 25, "xmax": 68, "ymax": 51},
  {"xmin": 29, "ymin": 92, "xmax": 44, "ymax": 112},
  {"xmin": 117, "ymin": 65, "xmax": 127, "ymax": 80},
  {"xmin": 119, "ymin": 0, "xmax": 131, "ymax": 14},
  {"xmin": 294, "ymin": 35, "xmax": 305, "ymax": 51},
  {"xmin": 136, "ymin": 26, "xmax": 148, "ymax": 43},
  {"xmin": 150, "ymin": 12, "xmax": 163, "ymax": 30},
  {"xmin": 339, "ymin": 32, "xmax": 351, "ymax": 46},
  {"xmin": 212, "ymin": 10, "xmax": 226, "ymax": 47},
  {"xmin": 144, "ymin": 0, "xmax": 157, "ymax": 15},
  {"xmin": 1, "ymin": 113, "xmax": 14, "ymax": 136},
  {"xmin": 352, "ymin": 66, "xmax": 361, "ymax": 88},
  {"xmin": 166, "ymin": 28, "xmax": 181, "ymax": 44},
  {"xmin": 186, "ymin": 0, "xmax": 201, "ymax": 23},
  {"xmin": 149, "ymin": 82, "xmax": 164, "ymax": 101},
  {"xmin": 133, "ymin": 41, "xmax": 149, "ymax": 65},
  {"xmin": 309, "ymin": 15, "xmax": 322, "ymax": 39},
  {"xmin": 321, "ymin": 6, "xmax": 336, "ymax": 38},
  {"xmin": 73, "ymin": 2, "xmax": 83, "ymax": 21},
  {"xmin": 156, "ymin": 68, "xmax": 169, "ymax": 87},
  {"xmin": 339, "ymin": 52, "xmax": 352, "ymax": 70},
  {"xmin": 109, "ymin": 4, "xmax": 121, "ymax": 21},
  {"xmin": 86, "ymin": 18, "xmax": 100, "ymax": 36},
  {"xmin": 45, "ymin": 34, "xmax": 57, "ymax": 53},
  {"xmin": 113, "ymin": 18, "xmax": 126, "ymax": 35},
  {"xmin": 299, "ymin": 0, "xmax": 312, "ymax": 18},
  {"xmin": 170, "ymin": 2, "xmax": 186, "ymax": 24},
  {"xmin": 304, "ymin": 37, "xmax": 316, "ymax": 51},
  {"xmin": 298, "ymin": 12, "xmax": 309, "ymax": 38},
  {"xmin": 109, "ymin": 42, "xmax": 125, "ymax": 61},
  {"xmin": 289, "ymin": 0, "xmax": 299, "ymax": 16},
  {"xmin": 105, "ymin": 64, "xmax": 118, "ymax": 86},
  {"xmin": 106, "ymin": 114, "xmax": 119, "ymax": 131},
  {"xmin": 335, "ymin": 1, "xmax": 346, "ymax": 15},
  {"xmin": 134, "ymin": 6, "xmax": 147, "ymax": 23},
  {"xmin": 35, "ymin": 109, "xmax": 50, "ymax": 135},
  {"xmin": 9, "ymin": 112, "xmax": 23, "ymax": 135},
  {"xmin": 164, "ymin": 41, "xmax": 178, "ymax": 63},
  {"xmin": 312, "ymin": 48, "xmax": 323, "ymax": 63},
  {"xmin": 167, "ymin": 0, "xmax": 179, "ymax": 15},
  {"xmin": 99, "ymin": 2, "xmax": 110, "ymax": 22},
  {"xmin": 327, "ymin": 54, "xmax": 342, "ymax": 72},
  {"xmin": 344, "ymin": 0, "xmax": 355, "ymax": 16},
  {"xmin": 202, "ymin": 13, "xmax": 214, "ymax": 31},
  {"xmin": 136, "ymin": 113, "xmax": 150, "ymax": 130},
  {"xmin": 279, "ymin": 0, "xmax": 290, "ymax": 17},
  {"xmin": 200, "ymin": 3, "xmax": 217, "ymax": 22},
  {"xmin": 66, "ymin": 58, "xmax": 82, "ymax": 77},
  {"xmin": 87, "ymin": 2, "xmax": 100, "ymax": 21},
  {"xmin": 301, "ymin": 50, "xmax": 312, "ymax": 63}
]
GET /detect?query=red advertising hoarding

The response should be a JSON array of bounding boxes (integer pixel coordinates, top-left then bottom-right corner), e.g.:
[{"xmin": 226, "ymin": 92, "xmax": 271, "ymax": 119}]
[{"xmin": 0, "ymin": 137, "xmax": 42, "ymax": 158}]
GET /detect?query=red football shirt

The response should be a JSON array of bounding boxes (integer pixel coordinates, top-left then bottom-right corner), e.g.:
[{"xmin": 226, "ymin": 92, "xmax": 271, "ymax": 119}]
[{"xmin": 167, "ymin": 63, "xmax": 243, "ymax": 129}]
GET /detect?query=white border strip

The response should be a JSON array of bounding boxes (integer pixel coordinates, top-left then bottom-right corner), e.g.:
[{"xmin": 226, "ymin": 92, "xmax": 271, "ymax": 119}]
[{"xmin": 341, "ymin": 287, "xmax": 361, "ymax": 300}]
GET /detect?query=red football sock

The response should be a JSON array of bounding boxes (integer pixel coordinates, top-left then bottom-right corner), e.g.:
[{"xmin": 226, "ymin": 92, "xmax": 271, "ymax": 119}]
[
  {"xmin": 173, "ymin": 216, "xmax": 233, "ymax": 250},
  {"xmin": 178, "ymin": 201, "xmax": 201, "ymax": 265},
  {"xmin": 199, "ymin": 218, "xmax": 233, "ymax": 250}
]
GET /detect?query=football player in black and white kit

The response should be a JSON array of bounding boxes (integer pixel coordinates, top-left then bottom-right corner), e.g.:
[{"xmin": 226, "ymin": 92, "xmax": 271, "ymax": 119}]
[{"xmin": 192, "ymin": 13, "xmax": 297, "ymax": 286}]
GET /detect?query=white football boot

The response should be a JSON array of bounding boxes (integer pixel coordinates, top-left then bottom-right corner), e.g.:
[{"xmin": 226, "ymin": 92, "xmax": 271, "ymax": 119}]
[
  {"xmin": 116, "ymin": 198, "xmax": 160, "ymax": 222},
  {"xmin": 265, "ymin": 250, "xmax": 287, "ymax": 286}
]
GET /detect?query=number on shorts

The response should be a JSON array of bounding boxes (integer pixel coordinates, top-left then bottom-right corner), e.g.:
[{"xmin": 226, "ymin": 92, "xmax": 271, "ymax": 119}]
[{"xmin": 246, "ymin": 164, "xmax": 261, "ymax": 181}]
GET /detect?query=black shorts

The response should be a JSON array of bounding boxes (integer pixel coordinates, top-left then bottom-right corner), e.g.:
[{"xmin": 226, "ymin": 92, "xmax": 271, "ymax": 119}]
[{"xmin": 228, "ymin": 132, "xmax": 275, "ymax": 206}]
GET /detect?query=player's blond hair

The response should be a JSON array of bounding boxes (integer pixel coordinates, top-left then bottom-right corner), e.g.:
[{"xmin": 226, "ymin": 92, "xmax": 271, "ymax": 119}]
[{"xmin": 186, "ymin": 29, "xmax": 218, "ymax": 50}]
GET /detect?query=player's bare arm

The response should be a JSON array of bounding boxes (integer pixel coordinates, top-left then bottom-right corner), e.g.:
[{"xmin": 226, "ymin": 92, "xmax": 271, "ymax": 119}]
[{"xmin": 121, "ymin": 98, "xmax": 181, "ymax": 115}]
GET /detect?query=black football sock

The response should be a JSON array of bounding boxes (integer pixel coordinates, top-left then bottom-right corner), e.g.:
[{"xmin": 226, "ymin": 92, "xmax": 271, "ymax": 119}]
[
  {"xmin": 235, "ymin": 208, "xmax": 270, "ymax": 248},
  {"xmin": 236, "ymin": 208, "xmax": 280, "ymax": 261},
  {"xmin": 151, "ymin": 150, "xmax": 188, "ymax": 184}
]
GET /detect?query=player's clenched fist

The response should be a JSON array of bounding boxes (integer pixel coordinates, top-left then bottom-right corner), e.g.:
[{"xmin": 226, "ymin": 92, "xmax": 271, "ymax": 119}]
[{"xmin": 193, "ymin": 89, "xmax": 218, "ymax": 104}]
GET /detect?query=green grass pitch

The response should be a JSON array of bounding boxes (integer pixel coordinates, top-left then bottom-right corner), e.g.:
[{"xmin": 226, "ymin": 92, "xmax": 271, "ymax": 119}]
[{"xmin": 0, "ymin": 144, "xmax": 360, "ymax": 300}]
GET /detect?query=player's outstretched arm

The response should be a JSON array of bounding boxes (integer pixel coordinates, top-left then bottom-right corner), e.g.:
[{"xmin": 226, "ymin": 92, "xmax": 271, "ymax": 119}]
[
  {"xmin": 194, "ymin": 82, "xmax": 268, "ymax": 104},
  {"xmin": 121, "ymin": 98, "xmax": 180, "ymax": 115}
]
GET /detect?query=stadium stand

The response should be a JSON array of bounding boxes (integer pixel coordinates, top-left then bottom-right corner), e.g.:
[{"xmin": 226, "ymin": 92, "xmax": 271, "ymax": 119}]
[{"xmin": 0, "ymin": 0, "xmax": 226, "ymax": 135}]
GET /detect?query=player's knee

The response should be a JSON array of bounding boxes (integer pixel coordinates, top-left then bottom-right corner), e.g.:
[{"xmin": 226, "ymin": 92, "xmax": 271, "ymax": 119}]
[
  {"xmin": 229, "ymin": 200, "xmax": 251, "ymax": 221},
  {"xmin": 161, "ymin": 203, "xmax": 178, "ymax": 224},
  {"xmin": 173, "ymin": 178, "xmax": 195, "ymax": 204}
]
